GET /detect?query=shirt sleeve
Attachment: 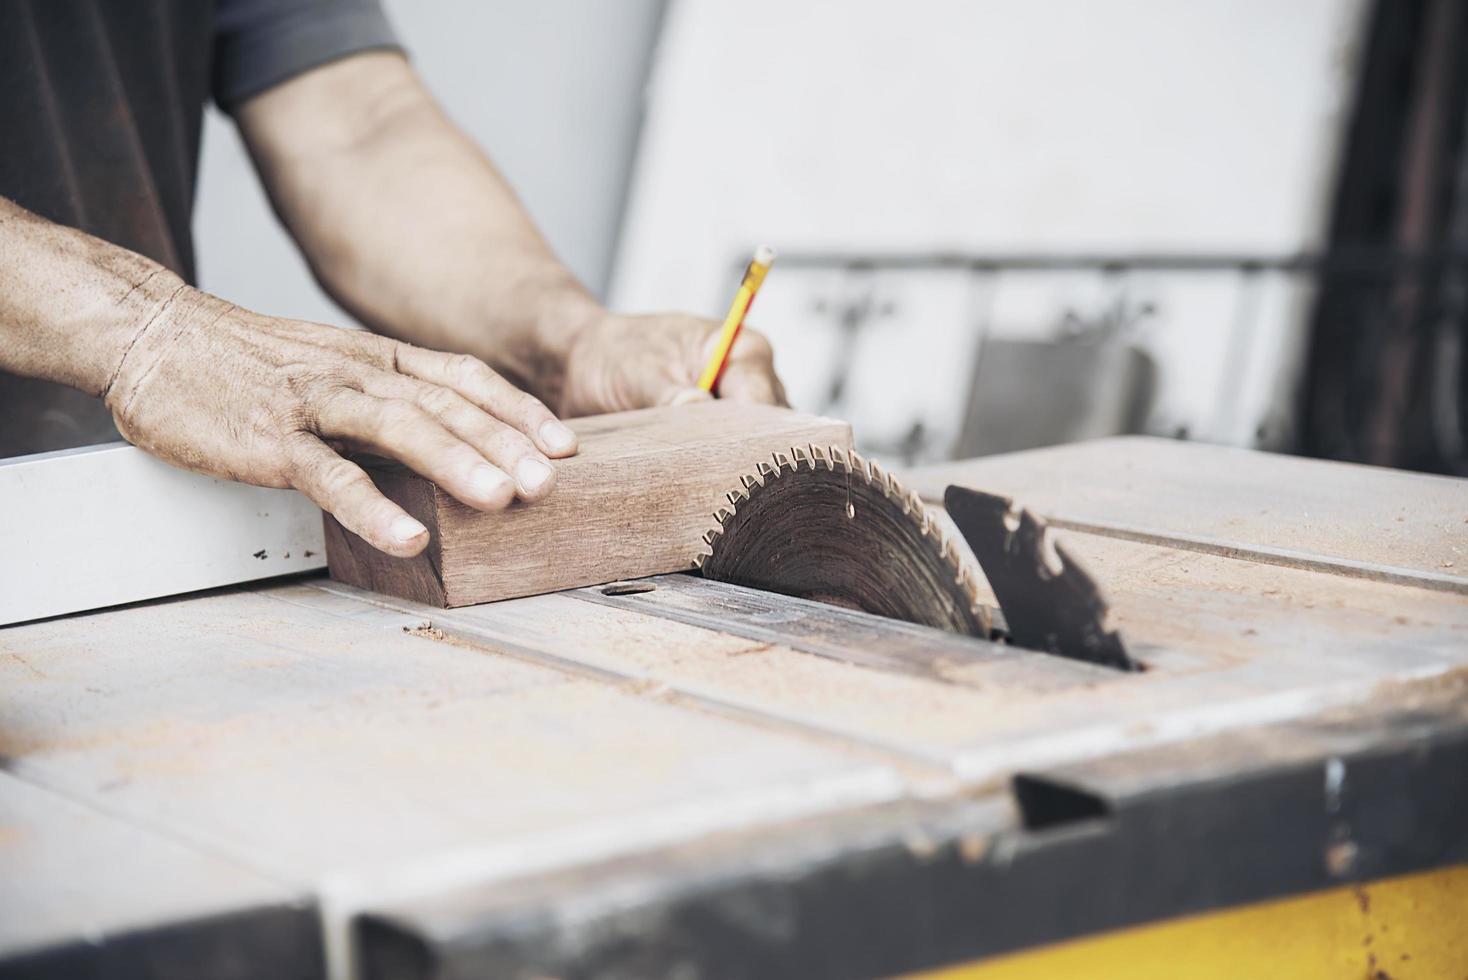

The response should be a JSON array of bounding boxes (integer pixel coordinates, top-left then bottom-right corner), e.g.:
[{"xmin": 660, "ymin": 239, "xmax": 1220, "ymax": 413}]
[{"xmin": 212, "ymin": 0, "xmax": 404, "ymax": 110}]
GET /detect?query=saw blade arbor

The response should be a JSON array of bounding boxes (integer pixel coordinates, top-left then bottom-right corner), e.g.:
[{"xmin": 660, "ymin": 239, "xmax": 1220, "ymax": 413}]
[{"xmin": 695, "ymin": 444, "xmax": 991, "ymax": 637}]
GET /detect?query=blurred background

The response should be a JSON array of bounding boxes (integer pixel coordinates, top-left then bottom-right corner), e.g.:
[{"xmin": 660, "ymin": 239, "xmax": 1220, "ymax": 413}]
[{"xmin": 194, "ymin": 0, "xmax": 1468, "ymax": 476}]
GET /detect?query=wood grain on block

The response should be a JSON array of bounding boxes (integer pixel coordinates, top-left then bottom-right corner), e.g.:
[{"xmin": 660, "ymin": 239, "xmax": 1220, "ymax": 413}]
[{"xmin": 325, "ymin": 402, "xmax": 851, "ymax": 606}]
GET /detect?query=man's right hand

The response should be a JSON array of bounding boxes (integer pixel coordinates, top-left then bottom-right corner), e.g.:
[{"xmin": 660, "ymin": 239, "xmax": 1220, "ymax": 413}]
[{"xmin": 104, "ymin": 287, "xmax": 579, "ymax": 557}]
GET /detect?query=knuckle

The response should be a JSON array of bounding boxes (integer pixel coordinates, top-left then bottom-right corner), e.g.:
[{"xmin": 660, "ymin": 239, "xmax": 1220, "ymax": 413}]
[
  {"xmin": 282, "ymin": 366, "xmax": 357, "ymax": 418},
  {"xmin": 308, "ymin": 453, "xmax": 365, "ymax": 496},
  {"xmin": 493, "ymin": 384, "xmax": 548, "ymax": 423},
  {"xmin": 515, "ymin": 391, "xmax": 552, "ymax": 419},
  {"xmin": 302, "ymin": 384, "xmax": 354, "ymax": 431},
  {"xmin": 282, "ymin": 437, "xmax": 325, "ymax": 480},
  {"xmin": 265, "ymin": 404, "xmax": 313, "ymax": 443},
  {"xmin": 487, "ymin": 427, "xmax": 537, "ymax": 459},
  {"xmin": 415, "ymin": 384, "xmax": 462, "ymax": 418},
  {"xmin": 449, "ymin": 353, "xmax": 493, "ymax": 386},
  {"xmin": 370, "ymin": 333, "xmax": 401, "ymax": 364},
  {"xmin": 377, "ymin": 400, "xmax": 422, "ymax": 435},
  {"xmin": 736, "ymin": 328, "xmax": 775, "ymax": 359},
  {"xmin": 356, "ymin": 400, "xmax": 410, "ymax": 443},
  {"xmin": 279, "ymin": 367, "xmax": 325, "ymax": 406}
]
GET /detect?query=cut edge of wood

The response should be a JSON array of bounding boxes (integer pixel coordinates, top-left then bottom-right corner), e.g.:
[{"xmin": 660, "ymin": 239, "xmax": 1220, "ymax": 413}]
[{"xmin": 323, "ymin": 467, "xmax": 448, "ymax": 606}]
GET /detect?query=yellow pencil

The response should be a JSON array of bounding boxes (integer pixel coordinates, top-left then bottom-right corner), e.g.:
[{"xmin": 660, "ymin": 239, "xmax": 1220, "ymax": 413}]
[{"xmin": 698, "ymin": 245, "xmax": 776, "ymax": 392}]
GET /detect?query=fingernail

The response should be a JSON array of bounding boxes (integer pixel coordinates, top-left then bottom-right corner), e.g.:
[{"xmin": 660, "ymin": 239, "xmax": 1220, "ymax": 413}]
[
  {"xmin": 391, "ymin": 515, "xmax": 427, "ymax": 543},
  {"xmin": 515, "ymin": 457, "xmax": 553, "ymax": 494},
  {"xmin": 470, "ymin": 464, "xmax": 511, "ymax": 500},
  {"xmin": 670, "ymin": 388, "xmax": 712, "ymax": 406},
  {"xmin": 540, "ymin": 419, "xmax": 576, "ymax": 452}
]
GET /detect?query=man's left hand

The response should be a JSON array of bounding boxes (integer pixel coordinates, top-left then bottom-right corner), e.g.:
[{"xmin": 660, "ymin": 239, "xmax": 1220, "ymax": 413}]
[{"xmin": 559, "ymin": 312, "xmax": 788, "ymax": 417}]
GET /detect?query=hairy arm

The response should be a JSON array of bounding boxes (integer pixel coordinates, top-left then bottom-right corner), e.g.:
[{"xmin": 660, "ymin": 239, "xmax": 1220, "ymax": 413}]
[
  {"xmin": 0, "ymin": 198, "xmax": 168, "ymax": 401},
  {"xmin": 0, "ymin": 194, "xmax": 576, "ymax": 557},
  {"xmin": 236, "ymin": 51, "xmax": 784, "ymax": 415}
]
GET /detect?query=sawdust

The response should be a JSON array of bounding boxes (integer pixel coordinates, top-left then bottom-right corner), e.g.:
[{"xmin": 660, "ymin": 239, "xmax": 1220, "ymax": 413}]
[
  {"xmin": 3, "ymin": 652, "xmax": 47, "ymax": 680},
  {"xmin": 1058, "ymin": 531, "xmax": 1468, "ymax": 669},
  {"xmin": 622, "ymin": 678, "xmax": 672, "ymax": 698},
  {"xmin": 501, "ymin": 598, "xmax": 1088, "ymax": 750},
  {"xmin": 402, "ymin": 622, "xmax": 446, "ymax": 641},
  {"xmin": 725, "ymin": 642, "xmax": 775, "ymax": 658}
]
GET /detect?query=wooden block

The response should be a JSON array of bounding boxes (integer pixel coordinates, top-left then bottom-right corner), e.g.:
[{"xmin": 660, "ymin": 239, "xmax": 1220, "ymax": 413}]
[{"xmin": 324, "ymin": 401, "xmax": 851, "ymax": 606}]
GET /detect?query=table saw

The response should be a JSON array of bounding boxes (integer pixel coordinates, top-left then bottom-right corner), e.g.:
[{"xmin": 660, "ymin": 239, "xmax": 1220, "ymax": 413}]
[{"xmin": 2, "ymin": 435, "xmax": 1466, "ymax": 979}]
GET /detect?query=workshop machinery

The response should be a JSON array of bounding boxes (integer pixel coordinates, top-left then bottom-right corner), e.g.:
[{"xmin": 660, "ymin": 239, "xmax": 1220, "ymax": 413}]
[{"xmin": 2, "ymin": 435, "xmax": 1466, "ymax": 979}]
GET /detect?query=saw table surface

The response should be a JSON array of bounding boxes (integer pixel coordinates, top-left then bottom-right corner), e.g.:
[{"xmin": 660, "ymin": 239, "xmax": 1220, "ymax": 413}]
[{"xmin": 2, "ymin": 437, "xmax": 1465, "ymax": 979}]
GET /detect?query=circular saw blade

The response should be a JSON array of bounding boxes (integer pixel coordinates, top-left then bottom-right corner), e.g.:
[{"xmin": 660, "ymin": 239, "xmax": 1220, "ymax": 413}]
[{"xmin": 695, "ymin": 444, "xmax": 990, "ymax": 637}]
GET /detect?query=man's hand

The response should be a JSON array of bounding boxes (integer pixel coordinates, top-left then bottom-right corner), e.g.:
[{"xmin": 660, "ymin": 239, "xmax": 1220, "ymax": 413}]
[
  {"xmin": 236, "ymin": 56, "xmax": 790, "ymax": 419},
  {"xmin": 559, "ymin": 312, "xmax": 787, "ymax": 417},
  {"xmin": 105, "ymin": 288, "xmax": 578, "ymax": 557}
]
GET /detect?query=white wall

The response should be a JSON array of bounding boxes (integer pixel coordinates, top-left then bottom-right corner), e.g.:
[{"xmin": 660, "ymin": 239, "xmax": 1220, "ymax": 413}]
[
  {"xmin": 610, "ymin": 0, "xmax": 1367, "ymax": 458},
  {"xmin": 193, "ymin": 0, "xmax": 665, "ymax": 324},
  {"xmin": 192, "ymin": 1, "xmax": 1368, "ymax": 462}
]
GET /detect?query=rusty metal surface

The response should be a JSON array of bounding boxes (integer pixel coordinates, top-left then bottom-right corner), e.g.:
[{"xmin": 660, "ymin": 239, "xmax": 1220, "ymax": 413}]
[
  {"xmin": 356, "ymin": 676, "xmax": 1468, "ymax": 980},
  {"xmin": 1, "ymin": 438, "xmax": 1466, "ymax": 976}
]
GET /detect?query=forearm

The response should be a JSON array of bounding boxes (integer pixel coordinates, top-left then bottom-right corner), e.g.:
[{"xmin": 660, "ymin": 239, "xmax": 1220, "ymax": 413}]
[
  {"xmin": 236, "ymin": 52, "xmax": 600, "ymax": 405},
  {"xmin": 0, "ymin": 196, "xmax": 191, "ymax": 399}
]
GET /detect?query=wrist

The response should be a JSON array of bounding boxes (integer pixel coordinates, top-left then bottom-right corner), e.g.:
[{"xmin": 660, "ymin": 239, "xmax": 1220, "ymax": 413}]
[
  {"xmin": 0, "ymin": 198, "xmax": 194, "ymax": 398},
  {"xmin": 103, "ymin": 284, "xmax": 228, "ymax": 415},
  {"xmin": 533, "ymin": 277, "xmax": 605, "ymax": 367},
  {"xmin": 470, "ymin": 270, "xmax": 604, "ymax": 406},
  {"xmin": 97, "ymin": 268, "xmax": 192, "ymax": 397}
]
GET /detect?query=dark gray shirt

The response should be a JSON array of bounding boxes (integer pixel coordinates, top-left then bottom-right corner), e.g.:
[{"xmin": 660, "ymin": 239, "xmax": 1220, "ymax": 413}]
[{"xmin": 0, "ymin": 0, "xmax": 401, "ymax": 456}]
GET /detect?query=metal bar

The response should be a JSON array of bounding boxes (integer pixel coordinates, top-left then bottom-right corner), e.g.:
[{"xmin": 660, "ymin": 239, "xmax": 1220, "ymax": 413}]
[{"xmin": 765, "ymin": 248, "xmax": 1468, "ymax": 276}]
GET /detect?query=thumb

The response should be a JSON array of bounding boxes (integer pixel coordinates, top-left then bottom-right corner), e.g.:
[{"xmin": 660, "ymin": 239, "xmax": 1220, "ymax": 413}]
[
  {"xmin": 715, "ymin": 361, "xmax": 786, "ymax": 406},
  {"xmin": 653, "ymin": 324, "xmax": 723, "ymax": 406}
]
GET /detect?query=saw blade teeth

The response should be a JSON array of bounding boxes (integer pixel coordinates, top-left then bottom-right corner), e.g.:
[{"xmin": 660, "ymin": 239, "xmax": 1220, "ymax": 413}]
[
  {"xmin": 701, "ymin": 442, "xmax": 992, "ymax": 639},
  {"xmin": 963, "ymin": 566, "xmax": 982, "ymax": 595},
  {"xmin": 938, "ymin": 534, "xmax": 955, "ymax": 561},
  {"xmin": 868, "ymin": 459, "xmax": 892, "ymax": 495}
]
